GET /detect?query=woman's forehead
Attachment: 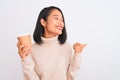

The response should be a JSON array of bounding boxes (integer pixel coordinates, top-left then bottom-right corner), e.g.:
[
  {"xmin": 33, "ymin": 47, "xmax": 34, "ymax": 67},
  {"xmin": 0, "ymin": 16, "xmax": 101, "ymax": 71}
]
[{"xmin": 50, "ymin": 9, "xmax": 62, "ymax": 16}]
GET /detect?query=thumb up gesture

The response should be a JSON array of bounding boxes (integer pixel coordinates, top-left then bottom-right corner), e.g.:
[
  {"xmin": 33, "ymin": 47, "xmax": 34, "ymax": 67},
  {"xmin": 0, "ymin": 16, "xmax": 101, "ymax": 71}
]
[{"xmin": 73, "ymin": 42, "xmax": 87, "ymax": 54}]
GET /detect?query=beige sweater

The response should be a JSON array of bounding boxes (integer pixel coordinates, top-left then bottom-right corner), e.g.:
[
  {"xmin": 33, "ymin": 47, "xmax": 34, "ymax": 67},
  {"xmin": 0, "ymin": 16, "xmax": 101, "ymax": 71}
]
[{"xmin": 21, "ymin": 36, "xmax": 81, "ymax": 80}]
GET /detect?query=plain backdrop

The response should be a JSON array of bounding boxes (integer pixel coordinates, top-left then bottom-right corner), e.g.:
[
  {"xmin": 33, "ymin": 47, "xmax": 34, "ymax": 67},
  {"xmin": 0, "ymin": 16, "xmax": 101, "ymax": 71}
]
[{"xmin": 0, "ymin": 0, "xmax": 120, "ymax": 80}]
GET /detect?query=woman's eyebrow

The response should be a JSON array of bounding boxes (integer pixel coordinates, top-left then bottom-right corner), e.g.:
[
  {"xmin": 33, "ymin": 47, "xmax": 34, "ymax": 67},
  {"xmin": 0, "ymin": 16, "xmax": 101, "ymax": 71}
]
[{"xmin": 52, "ymin": 15, "xmax": 59, "ymax": 17}]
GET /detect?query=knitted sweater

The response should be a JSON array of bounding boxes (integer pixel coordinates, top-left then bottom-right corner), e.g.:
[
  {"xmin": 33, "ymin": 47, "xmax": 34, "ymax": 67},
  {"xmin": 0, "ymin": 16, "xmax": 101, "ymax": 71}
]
[{"xmin": 21, "ymin": 36, "xmax": 81, "ymax": 80}]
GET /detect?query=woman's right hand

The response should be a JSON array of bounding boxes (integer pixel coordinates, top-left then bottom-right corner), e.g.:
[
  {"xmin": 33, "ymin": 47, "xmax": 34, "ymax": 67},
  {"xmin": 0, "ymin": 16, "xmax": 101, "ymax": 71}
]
[{"xmin": 17, "ymin": 40, "xmax": 32, "ymax": 58}]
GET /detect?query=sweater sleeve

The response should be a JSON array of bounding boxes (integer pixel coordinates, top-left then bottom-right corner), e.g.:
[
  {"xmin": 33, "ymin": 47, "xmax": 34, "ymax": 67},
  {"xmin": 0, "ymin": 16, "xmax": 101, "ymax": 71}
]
[
  {"xmin": 21, "ymin": 54, "xmax": 40, "ymax": 80},
  {"xmin": 67, "ymin": 53, "xmax": 82, "ymax": 80}
]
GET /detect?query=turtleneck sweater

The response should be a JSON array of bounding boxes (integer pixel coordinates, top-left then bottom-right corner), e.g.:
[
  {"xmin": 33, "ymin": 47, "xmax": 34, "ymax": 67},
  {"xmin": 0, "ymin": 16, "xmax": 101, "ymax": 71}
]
[{"xmin": 21, "ymin": 36, "xmax": 81, "ymax": 80}]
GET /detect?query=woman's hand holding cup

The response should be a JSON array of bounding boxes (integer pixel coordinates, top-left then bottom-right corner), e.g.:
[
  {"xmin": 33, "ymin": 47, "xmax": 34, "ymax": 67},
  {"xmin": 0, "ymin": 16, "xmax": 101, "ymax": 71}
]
[{"xmin": 17, "ymin": 33, "xmax": 32, "ymax": 58}]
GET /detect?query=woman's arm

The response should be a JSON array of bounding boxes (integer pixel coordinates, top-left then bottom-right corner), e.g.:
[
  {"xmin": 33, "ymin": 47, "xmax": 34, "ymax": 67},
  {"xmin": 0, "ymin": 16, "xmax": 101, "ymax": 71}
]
[
  {"xmin": 67, "ymin": 43, "xmax": 86, "ymax": 80},
  {"xmin": 67, "ymin": 53, "xmax": 81, "ymax": 80},
  {"xmin": 21, "ymin": 54, "xmax": 40, "ymax": 80},
  {"xmin": 17, "ymin": 40, "xmax": 40, "ymax": 80}
]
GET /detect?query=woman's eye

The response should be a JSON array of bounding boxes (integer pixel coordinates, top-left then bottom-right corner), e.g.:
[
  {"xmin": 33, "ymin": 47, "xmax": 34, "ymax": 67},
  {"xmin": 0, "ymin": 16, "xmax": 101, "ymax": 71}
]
[{"xmin": 54, "ymin": 17, "xmax": 58, "ymax": 20}]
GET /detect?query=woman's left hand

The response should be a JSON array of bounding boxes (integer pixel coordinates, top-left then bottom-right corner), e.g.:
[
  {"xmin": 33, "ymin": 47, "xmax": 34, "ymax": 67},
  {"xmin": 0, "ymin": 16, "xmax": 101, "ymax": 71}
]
[{"xmin": 73, "ymin": 42, "xmax": 87, "ymax": 54}]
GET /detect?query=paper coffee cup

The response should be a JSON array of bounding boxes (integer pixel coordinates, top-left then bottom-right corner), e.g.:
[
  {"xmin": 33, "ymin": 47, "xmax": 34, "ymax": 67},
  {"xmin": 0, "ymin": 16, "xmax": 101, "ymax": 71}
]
[{"xmin": 17, "ymin": 33, "xmax": 32, "ymax": 48}]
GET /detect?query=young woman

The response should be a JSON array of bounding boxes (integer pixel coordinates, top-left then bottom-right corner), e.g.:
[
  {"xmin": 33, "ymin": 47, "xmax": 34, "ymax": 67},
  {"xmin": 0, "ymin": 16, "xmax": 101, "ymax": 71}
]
[{"xmin": 17, "ymin": 6, "xmax": 86, "ymax": 80}]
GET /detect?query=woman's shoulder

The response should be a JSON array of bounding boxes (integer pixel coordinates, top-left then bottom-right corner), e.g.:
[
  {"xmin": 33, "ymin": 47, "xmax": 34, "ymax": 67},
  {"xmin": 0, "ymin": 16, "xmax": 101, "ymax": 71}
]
[
  {"xmin": 32, "ymin": 43, "xmax": 38, "ymax": 46},
  {"xmin": 32, "ymin": 43, "xmax": 40, "ymax": 48},
  {"xmin": 31, "ymin": 43, "xmax": 41, "ymax": 55},
  {"xmin": 63, "ymin": 41, "xmax": 69, "ymax": 46},
  {"xmin": 62, "ymin": 41, "xmax": 72, "ymax": 50},
  {"xmin": 64, "ymin": 41, "xmax": 72, "ymax": 46},
  {"xmin": 62, "ymin": 41, "xmax": 73, "ymax": 55}
]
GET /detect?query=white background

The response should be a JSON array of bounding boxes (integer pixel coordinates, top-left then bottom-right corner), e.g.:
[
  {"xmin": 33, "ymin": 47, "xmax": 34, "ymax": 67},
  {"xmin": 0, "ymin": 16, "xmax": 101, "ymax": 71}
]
[{"xmin": 0, "ymin": 0, "xmax": 120, "ymax": 80}]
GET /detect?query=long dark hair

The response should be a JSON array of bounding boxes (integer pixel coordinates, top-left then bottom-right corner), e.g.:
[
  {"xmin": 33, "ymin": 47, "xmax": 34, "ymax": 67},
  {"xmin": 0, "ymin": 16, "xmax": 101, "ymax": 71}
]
[{"xmin": 33, "ymin": 6, "xmax": 67, "ymax": 45}]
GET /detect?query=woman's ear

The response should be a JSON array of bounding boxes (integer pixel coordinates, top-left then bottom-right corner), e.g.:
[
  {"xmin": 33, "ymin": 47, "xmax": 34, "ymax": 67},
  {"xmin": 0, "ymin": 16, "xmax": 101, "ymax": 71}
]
[{"xmin": 40, "ymin": 19, "xmax": 46, "ymax": 27}]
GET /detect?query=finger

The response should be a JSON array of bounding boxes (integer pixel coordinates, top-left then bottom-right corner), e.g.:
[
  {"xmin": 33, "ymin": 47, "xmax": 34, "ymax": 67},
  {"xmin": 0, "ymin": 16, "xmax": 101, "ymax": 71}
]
[
  {"xmin": 19, "ymin": 45, "xmax": 25, "ymax": 50},
  {"xmin": 20, "ymin": 46, "xmax": 31, "ymax": 55},
  {"xmin": 16, "ymin": 41, "xmax": 20, "ymax": 48},
  {"xmin": 17, "ymin": 45, "xmax": 26, "ymax": 56},
  {"xmin": 23, "ymin": 48, "xmax": 32, "ymax": 52},
  {"xmin": 17, "ymin": 40, "xmax": 23, "ymax": 49},
  {"xmin": 21, "ymin": 50, "xmax": 31, "ymax": 58},
  {"xmin": 73, "ymin": 43, "xmax": 78, "ymax": 49},
  {"xmin": 82, "ymin": 44, "xmax": 87, "ymax": 48}
]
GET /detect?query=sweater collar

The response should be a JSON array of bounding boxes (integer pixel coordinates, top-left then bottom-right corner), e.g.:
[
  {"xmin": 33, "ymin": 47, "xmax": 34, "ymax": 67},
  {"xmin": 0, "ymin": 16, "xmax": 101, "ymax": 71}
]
[{"xmin": 41, "ymin": 36, "xmax": 59, "ymax": 45}]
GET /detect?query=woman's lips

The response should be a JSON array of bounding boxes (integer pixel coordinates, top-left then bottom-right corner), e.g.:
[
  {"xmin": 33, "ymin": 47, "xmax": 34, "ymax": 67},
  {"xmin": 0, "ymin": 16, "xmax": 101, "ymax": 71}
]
[{"xmin": 56, "ymin": 26, "xmax": 63, "ymax": 30}]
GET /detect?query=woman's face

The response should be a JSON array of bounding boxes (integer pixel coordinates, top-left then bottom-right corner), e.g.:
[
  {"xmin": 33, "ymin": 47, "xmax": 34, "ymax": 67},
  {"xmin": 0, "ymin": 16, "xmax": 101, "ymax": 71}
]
[{"xmin": 42, "ymin": 9, "xmax": 64, "ymax": 38}]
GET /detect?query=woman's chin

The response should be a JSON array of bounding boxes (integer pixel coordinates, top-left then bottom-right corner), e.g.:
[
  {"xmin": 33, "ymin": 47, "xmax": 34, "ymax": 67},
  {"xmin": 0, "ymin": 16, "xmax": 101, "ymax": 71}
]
[
  {"xmin": 58, "ymin": 31, "xmax": 62, "ymax": 35},
  {"xmin": 55, "ymin": 30, "xmax": 62, "ymax": 35}
]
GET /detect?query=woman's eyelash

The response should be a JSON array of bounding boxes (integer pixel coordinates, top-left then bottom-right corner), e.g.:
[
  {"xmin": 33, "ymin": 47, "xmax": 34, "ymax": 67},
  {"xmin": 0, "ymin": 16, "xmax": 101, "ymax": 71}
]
[
  {"xmin": 54, "ymin": 17, "xmax": 63, "ymax": 21},
  {"xmin": 54, "ymin": 17, "xmax": 58, "ymax": 19}
]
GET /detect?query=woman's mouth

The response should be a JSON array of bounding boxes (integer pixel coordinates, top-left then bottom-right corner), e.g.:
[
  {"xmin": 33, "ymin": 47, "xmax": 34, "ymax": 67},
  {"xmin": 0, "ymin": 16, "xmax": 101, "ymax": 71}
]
[{"xmin": 56, "ymin": 26, "xmax": 63, "ymax": 30}]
